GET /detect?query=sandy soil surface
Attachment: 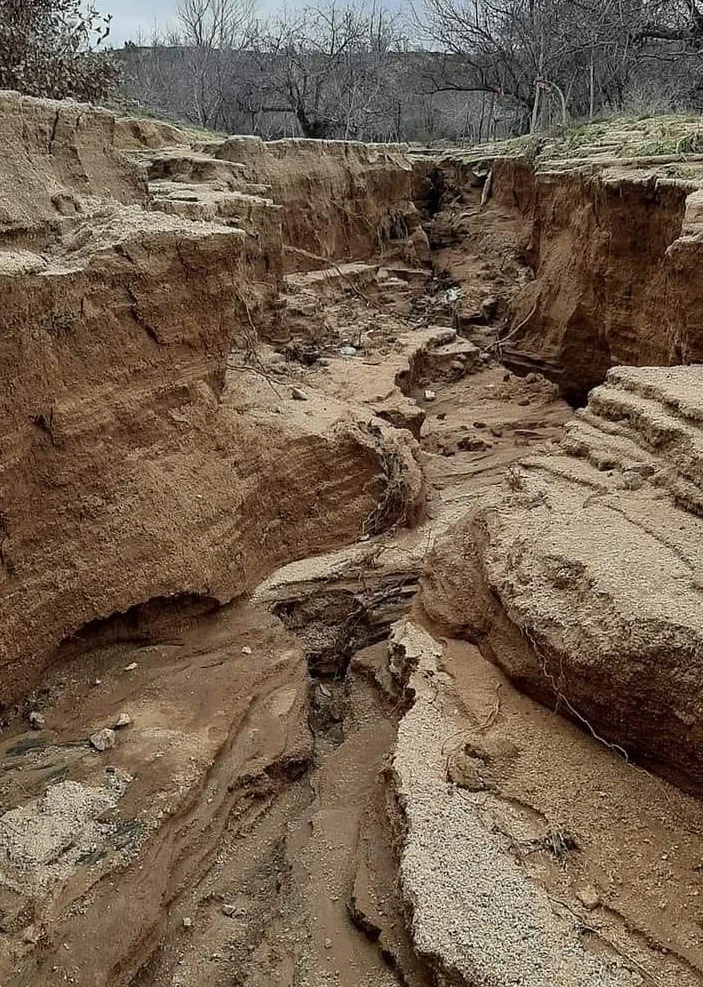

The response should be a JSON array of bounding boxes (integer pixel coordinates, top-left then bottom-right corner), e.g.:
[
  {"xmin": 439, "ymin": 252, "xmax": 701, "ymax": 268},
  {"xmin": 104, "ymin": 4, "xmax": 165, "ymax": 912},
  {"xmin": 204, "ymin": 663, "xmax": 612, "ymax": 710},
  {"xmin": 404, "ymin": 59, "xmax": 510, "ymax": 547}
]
[{"xmin": 3, "ymin": 105, "xmax": 703, "ymax": 986}]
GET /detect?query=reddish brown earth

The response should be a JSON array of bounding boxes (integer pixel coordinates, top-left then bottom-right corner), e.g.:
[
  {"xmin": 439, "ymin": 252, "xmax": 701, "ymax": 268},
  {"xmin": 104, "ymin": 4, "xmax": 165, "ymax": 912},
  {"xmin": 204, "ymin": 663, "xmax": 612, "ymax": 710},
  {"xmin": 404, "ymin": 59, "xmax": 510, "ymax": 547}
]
[
  {"xmin": 2, "ymin": 97, "xmax": 703, "ymax": 987},
  {"xmin": 414, "ymin": 135, "xmax": 703, "ymax": 400}
]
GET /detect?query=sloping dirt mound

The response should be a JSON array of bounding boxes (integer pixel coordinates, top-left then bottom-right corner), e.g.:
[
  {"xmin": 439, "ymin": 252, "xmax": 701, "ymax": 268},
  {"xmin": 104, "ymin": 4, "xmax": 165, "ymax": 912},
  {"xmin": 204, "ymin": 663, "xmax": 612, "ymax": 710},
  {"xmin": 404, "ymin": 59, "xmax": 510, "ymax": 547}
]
[
  {"xmin": 0, "ymin": 600, "xmax": 312, "ymax": 987},
  {"xmin": 390, "ymin": 619, "xmax": 703, "ymax": 987},
  {"xmin": 422, "ymin": 365, "xmax": 703, "ymax": 792}
]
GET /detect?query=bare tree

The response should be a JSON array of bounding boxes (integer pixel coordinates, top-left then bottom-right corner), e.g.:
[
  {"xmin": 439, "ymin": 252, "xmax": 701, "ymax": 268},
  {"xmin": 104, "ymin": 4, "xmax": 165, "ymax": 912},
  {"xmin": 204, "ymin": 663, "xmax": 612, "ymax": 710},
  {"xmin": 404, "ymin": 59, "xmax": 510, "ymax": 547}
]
[
  {"xmin": 173, "ymin": 0, "xmax": 256, "ymax": 128},
  {"xmin": 117, "ymin": 0, "xmax": 703, "ymax": 143},
  {"xmin": 409, "ymin": 0, "xmax": 703, "ymax": 134},
  {"xmin": 248, "ymin": 3, "xmax": 404, "ymax": 139},
  {"xmin": 409, "ymin": 0, "xmax": 574, "ymax": 133}
]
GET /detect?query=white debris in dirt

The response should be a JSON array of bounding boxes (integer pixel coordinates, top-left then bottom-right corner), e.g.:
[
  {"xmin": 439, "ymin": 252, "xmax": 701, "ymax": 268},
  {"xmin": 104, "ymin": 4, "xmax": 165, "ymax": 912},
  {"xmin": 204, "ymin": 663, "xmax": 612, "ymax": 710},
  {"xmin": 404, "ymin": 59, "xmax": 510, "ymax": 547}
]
[
  {"xmin": 114, "ymin": 713, "xmax": 131, "ymax": 729},
  {"xmin": 576, "ymin": 886, "xmax": 602, "ymax": 911},
  {"xmin": 123, "ymin": 662, "xmax": 138, "ymax": 672},
  {"xmin": 90, "ymin": 728, "xmax": 116, "ymax": 752},
  {"xmin": 0, "ymin": 777, "xmax": 129, "ymax": 895},
  {"xmin": 22, "ymin": 923, "xmax": 40, "ymax": 943},
  {"xmin": 391, "ymin": 618, "xmax": 634, "ymax": 987},
  {"xmin": 28, "ymin": 711, "xmax": 45, "ymax": 730},
  {"xmin": 241, "ymin": 646, "xmax": 252, "ymax": 655},
  {"xmin": 423, "ymin": 389, "xmax": 436, "ymax": 402},
  {"xmin": 339, "ymin": 346, "xmax": 357, "ymax": 357},
  {"xmin": 182, "ymin": 916, "xmax": 193, "ymax": 928}
]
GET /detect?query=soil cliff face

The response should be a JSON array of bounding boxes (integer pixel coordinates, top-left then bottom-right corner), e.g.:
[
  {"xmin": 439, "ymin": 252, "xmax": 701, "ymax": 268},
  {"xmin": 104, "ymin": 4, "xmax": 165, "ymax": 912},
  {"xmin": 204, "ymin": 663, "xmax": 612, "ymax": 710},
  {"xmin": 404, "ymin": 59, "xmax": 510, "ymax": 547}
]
[
  {"xmin": 0, "ymin": 95, "xmax": 425, "ymax": 702},
  {"xmin": 195, "ymin": 135, "xmax": 429, "ymax": 273},
  {"xmin": 0, "ymin": 92, "xmax": 147, "ymax": 242},
  {"xmin": 415, "ymin": 136, "xmax": 703, "ymax": 400},
  {"xmin": 507, "ymin": 171, "xmax": 695, "ymax": 398},
  {"xmin": 422, "ymin": 364, "xmax": 703, "ymax": 793}
]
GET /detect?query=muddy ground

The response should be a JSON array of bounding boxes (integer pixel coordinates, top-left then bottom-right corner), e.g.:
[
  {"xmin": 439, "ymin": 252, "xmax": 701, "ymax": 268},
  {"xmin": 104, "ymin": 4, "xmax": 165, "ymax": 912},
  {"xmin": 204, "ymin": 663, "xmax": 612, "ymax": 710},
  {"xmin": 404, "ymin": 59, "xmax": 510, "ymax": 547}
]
[
  {"xmin": 3, "ymin": 103, "xmax": 703, "ymax": 987},
  {"xmin": 3, "ymin": 194, "xmax": 703, "ymax": 987}
]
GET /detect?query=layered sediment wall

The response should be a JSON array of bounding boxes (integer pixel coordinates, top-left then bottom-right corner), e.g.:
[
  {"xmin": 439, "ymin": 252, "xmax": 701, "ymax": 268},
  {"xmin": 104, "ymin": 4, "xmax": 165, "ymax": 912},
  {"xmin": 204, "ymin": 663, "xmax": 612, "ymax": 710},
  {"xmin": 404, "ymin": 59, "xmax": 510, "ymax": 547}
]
[
  {"xmin": 415, "ymin": 135, "xmax": 703, "ymax": 400},
  {"xmin": 0, "ymin": 94, "xmax": 426, "ymax": 702}
]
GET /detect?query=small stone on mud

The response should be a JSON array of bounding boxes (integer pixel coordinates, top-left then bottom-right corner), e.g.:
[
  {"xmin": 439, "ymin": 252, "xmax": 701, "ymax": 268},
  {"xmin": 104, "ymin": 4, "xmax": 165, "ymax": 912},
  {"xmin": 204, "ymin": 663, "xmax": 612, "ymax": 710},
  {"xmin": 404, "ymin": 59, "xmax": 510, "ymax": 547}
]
[
  {"xmin": 182, "ymin": 917, "xmax": 193, "ymax": 929},
  {"xmin": 423, "ymin": 389, "xmax": 436, "ymax": 402},
  {"xmin": 447, "ymin": 752, "xmax": 493, "ymax": 791},
  {"xmin": 621, "ymin": 469, "xmax": 644, "ymax": 491},
  {"xmin": 436, "ymin": 412, "xmax": 447, "ymax": 421},
  {"xmin": 291, "ymin": 386, "xmax": 308, "ymax": 401},
  {"xmin": 123, "ymin": 662, "xmax": 138, "ymax": 672},
  {"xmin": 339, "ymin": 346, "xmax": 357, "ymax": 357},
  {"xmin": 22, "ymin": 924, "xmax": 40, "ymax": 944},
  {"xmin": 114, "ymin": 713, "xmax": 131, "ymax": 729},
  {"xmin": 28, "ymin": 711, "xmax": 45, "ymax": 730},
  {"xmin": 457, "ymin": 435, "xmax": 492, "ymax": 452},
  {"xmin": 89, "ymin": 728, "xmax": 116, "ymax": 752},
  {"xmin": 221, "ymin": 904, "xmax": 237, "ymax": 916},
  {"xmin": 517, "ymin": 397, "xmax": 531, "ymax": 406},
  {"xmin": 576, "ymin": 885, "xmax": 601, "ymax": 911},
  {"xmin": 241, "ymin": 646, "xmax": 252, "ymax": 655},
  {"xmin": 325, "ymin": 938, "xmax": 332, "ymax": 949}
]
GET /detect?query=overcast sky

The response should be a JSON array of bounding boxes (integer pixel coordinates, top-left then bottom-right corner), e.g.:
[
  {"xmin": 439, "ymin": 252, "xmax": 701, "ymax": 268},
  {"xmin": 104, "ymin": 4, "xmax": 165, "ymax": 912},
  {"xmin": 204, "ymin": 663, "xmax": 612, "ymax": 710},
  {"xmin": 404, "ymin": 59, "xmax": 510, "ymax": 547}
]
[
  {"xmin": 105, "ymin": 0, "xmax": 300, "ymax": 44},
  {"xmin": 106, "ymin": 0, "xmax": 182, "ymax": 45},
  {"xmin": 105, "ymin": 0, "xmax": 404, "ymax": 45}
]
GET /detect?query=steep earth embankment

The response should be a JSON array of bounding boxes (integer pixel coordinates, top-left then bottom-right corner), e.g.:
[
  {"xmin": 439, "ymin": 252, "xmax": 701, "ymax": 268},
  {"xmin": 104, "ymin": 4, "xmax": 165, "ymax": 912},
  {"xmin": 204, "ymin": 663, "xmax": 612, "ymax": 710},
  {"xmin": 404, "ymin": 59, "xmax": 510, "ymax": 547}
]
[
  {"xmin": 200, "ymin": 135, "xmax": 430, "ymax": 273},
  {"xmin": 4, "ymin": 99, "xmax": 703, "ymax": 987},
  {"xmin": 414, "ymin": 120, "xmax": 703, "ymax": 399},
  {"xmin": 0, "ymin": 93, "xmax": 426, "ymax": 703},
  {"xmin": 422, "ymin": 364, "xmax": 703, "ymax": 794}
]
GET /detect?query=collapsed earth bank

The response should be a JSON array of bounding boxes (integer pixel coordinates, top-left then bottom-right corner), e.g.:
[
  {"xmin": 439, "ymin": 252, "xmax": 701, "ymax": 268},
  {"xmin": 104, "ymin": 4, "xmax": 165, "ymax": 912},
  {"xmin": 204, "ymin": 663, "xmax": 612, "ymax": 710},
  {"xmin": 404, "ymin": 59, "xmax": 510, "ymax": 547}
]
[
  {"xmin": 2, "ymin": 96, "xmax": 703, "ymax": 987},
  {"xmin": 0, "ymin": 93, "xmax": 426, "ymax": 702}
]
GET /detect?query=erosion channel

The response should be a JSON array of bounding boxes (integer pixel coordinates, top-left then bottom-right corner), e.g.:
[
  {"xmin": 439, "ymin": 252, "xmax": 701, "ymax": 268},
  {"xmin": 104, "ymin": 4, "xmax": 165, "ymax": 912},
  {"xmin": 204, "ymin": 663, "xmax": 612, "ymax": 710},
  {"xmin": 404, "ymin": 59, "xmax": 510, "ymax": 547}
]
[{"xmin": 2, "ymin": 97, "xmax": 703, "ymax": 987}]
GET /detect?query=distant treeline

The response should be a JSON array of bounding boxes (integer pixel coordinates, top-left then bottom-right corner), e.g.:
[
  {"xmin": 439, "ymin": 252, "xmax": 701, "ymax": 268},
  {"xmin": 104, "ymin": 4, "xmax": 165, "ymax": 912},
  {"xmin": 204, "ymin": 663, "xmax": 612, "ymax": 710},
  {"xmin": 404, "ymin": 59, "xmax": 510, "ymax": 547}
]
[{"xmin": 4, "ymin": 0, "xmax": 703, "ymax": 143}]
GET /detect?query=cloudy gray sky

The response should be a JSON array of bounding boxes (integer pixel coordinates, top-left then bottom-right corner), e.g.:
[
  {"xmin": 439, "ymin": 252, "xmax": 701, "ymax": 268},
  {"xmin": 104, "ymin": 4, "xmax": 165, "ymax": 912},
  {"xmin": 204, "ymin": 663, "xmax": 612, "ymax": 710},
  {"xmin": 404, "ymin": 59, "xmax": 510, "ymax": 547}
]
[
  {"xmin": 105, "ymin": 0, "xmax": 402, "ymax": 45},
  {"xmin": 106, "ymin": 0, "xmax": 181, "ymax": 45},
  {"xmin": 106, "ymin": 0, "xmax": 298, "ymax": 44}
]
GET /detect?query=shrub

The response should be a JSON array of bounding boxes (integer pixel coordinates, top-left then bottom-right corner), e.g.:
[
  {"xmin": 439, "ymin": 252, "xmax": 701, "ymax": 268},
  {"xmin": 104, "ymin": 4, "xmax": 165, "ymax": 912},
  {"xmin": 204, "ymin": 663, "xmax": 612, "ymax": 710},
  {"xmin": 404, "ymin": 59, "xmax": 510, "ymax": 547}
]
[{"xmin": 0, "ymin": 0, "xmax": 119, "ymax": 103}]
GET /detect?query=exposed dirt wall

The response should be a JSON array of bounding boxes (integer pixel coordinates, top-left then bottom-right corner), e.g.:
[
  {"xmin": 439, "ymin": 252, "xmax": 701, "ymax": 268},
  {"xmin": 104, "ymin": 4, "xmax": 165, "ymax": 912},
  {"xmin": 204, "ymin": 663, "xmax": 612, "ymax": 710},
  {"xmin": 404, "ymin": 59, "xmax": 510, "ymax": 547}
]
[
  {"xmin": 415, "ymin": 151, "xmax": 702, "ymax": 400},
  {"xmin": 0, "ymin": 93, "xmax": 147, "ymax": 244},
  {"xmin": 204, "ymin": 136, "xmax": 429, "ymax": 273},
  {"xmin": 0, "ymin": 96, "xmax": 425, "ymax": 704},
  {"xmin": 508, "ymin": 171, "xmax": 692, "ymax": 399}
]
